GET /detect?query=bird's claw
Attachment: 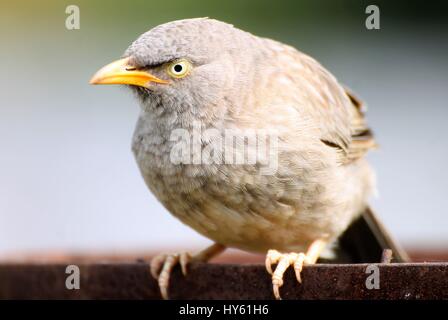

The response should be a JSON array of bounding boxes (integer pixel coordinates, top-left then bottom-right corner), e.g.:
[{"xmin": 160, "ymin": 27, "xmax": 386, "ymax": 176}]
[
  {"xmin": 265, "ymin": 249, "xmax": 307, "ymax": 300},
  {"xmin": 150, "ymin": 251, "xmax": 191, "ymax": 299}
]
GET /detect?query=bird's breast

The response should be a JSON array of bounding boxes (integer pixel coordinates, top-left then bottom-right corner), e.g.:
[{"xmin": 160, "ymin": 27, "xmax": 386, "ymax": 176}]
[{"xmin": 131, "ymin": 110, "xmax": 372, "ymax": 253}]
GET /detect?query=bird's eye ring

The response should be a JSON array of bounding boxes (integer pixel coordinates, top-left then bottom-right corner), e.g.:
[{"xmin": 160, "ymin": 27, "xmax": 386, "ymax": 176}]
[{"xmin": 167, "ymin": 59, "xmax": 191, "ymax": 78}]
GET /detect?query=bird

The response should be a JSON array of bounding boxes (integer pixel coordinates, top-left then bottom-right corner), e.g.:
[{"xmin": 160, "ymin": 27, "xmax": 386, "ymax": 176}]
[{"xmin": 90, "ymin": 18, "xmax": 408, "ymax": 300}]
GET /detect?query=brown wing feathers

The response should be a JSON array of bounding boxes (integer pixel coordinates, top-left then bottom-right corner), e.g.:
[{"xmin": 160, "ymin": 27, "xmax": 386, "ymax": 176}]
[{"xmin": 345, "ymin": 89, "xmax": 377, "ymax": 163}]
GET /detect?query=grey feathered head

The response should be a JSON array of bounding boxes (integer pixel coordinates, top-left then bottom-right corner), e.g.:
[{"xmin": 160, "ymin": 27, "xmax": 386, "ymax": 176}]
[{"xmin": 91, "ymin": 18, "xmax": 257, "ymax": 111}]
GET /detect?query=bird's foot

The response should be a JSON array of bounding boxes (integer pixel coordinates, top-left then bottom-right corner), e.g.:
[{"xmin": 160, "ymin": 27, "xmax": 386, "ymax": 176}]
[
  {"xmin": 265, "ymin": 250, "xmax": 307, "ymax": 300},
  {"xmin": 150, "ymin": 243, "xmax": 226, "ymax": 299},
  {"xmin": 150, "ymin": 251, "xmax": 192, "ymax": 300},
  {"xmin": 265, "ymin": 239, "xmax": 327, "ymax": 299}
]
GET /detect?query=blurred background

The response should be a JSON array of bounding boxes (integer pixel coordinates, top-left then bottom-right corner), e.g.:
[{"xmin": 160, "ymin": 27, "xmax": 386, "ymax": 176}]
[{"xmin": 0, "ymin": 0, "xmax": 447, "ymax": 259}]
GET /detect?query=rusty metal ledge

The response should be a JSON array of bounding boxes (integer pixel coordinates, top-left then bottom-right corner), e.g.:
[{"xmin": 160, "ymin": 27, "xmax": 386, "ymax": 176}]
[{"xmin": 0, "ymin": 262, "xmax": 447, "ymax": 300}]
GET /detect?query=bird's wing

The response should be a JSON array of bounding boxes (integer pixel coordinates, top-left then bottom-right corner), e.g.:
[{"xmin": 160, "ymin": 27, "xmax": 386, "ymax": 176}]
[
  {"xmin": 286, "ymin": 54, "xmax": 409, "ymax": 262},
  {"xmin": 344, "ymin": 89, "xmax": 378, "ymax": 163},
  {"xmin": 289, "ymin": 51, "xmax": 377, "ymax": 164}
]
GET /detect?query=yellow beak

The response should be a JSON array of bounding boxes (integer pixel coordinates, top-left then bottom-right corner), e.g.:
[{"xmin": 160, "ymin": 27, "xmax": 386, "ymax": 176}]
[{"xmin": 89, "ymin": 57, "xmax": 168, "ymax": 87}]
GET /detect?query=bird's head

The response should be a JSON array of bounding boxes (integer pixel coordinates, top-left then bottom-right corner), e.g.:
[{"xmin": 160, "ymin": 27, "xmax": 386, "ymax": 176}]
[{"xmin": 90, "ymin": 18, "xmax": 254, "ymax": 112}]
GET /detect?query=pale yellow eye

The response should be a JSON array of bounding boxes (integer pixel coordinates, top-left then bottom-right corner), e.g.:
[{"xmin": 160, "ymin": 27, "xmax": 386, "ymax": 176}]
[{"xmin": 167, "ymin": 59, "xmax": 191, "ymax": 78}]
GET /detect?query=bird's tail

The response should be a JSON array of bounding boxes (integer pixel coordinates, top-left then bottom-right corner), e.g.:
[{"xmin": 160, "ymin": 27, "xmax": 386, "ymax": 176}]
[
  {"xmin": 332, "ymin": 206, "xmax": 410, "ymax": 263},
  {"xmin": 361, "ymin": 206, "xmax": 410, "ymax": 262}
]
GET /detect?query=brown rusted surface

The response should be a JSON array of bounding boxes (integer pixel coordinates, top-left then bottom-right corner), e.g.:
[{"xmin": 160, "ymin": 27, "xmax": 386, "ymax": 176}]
[
  {"xmin": 0, "ymin": 249, "xmax": 446, "ymax": 264},
  {"xmin": 0, "ymin": 262, "xmax": 447, "ymax": 300}
]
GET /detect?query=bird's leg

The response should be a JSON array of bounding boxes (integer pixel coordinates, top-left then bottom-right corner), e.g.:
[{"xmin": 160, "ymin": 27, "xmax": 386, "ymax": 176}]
[
  {"xmin": 265, "ymin": 239, "xmax": 327, "ymax": 300},
  {"xmin": 150, "ymin": 243, "xmax": 226, "ymax": 299}
]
